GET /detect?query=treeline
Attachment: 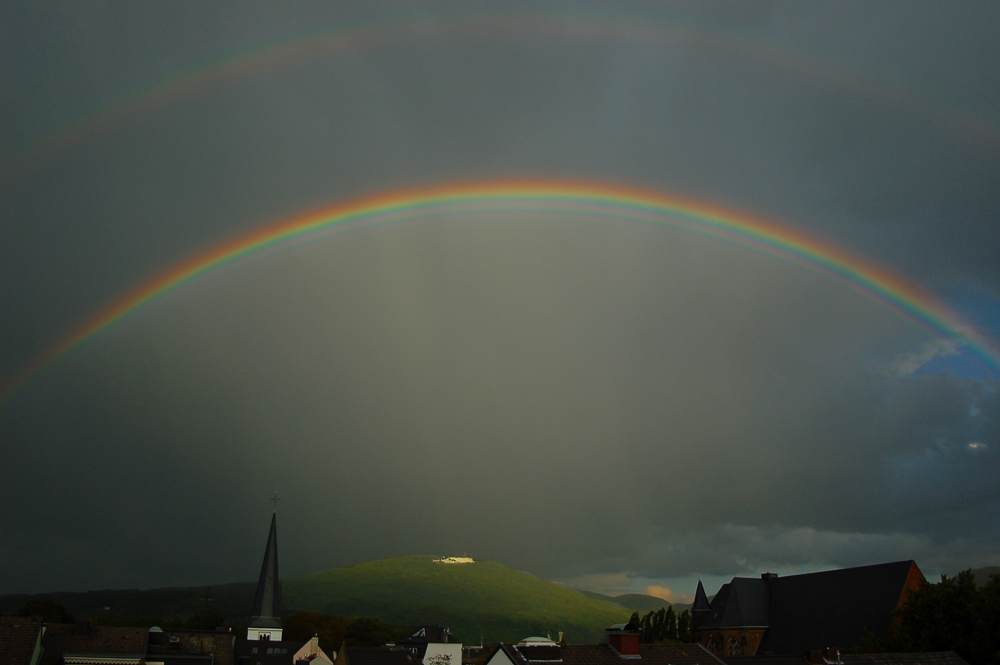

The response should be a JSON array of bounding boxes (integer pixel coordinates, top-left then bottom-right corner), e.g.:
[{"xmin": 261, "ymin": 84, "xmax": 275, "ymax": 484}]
[
  {"xmin": 855, "ymin": 569, "xmax": 1000, "ymax": 665},
  {"xmin": 14, "ymin": 600, "xmax": 407, "ymax": 655},
  {"xmin": 283, "ymin": 611, "xmax": 410, "ymax": 653},
  {"xmin": 627, "ymin": 607, "xmax": 692, "ymax": 644}
]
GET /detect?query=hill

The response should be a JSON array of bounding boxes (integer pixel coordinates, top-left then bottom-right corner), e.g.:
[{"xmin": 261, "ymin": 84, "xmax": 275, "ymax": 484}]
[
  {"xmin": 958, "ymin": 566, "xmax": 1000, "ymax": 587},
  {"xmin": 283, "ymin": 556, "xmax": 631, "ymax": 644},
  {"xmin": 0, "ymin": 581, "xmax": 256, "ymax": 625},
  {"xmin": 0, "ymin": 557, "xmax": 630, "ymax": 644},
  {"xmin": 577, "ymin": 590, "xmax": 671, "ymax": 612}
]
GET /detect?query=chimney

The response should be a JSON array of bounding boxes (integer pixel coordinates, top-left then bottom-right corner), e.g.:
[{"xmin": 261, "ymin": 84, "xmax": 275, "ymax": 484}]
[{"xmin": 607, "ymin": 624, "xmax": 640, "ymax": 658}]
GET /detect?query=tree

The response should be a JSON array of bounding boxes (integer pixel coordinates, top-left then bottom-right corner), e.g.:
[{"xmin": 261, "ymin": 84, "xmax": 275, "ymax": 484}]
[
  {"xmin": 676, "ymin": 610, "xmax": 691, "ymax": 643},
  {"xmin": 853, "ymin": 570, "xmax": 1000, "ymax": 665},
  {"xmin": 18, "ymin": 600, "xmax": 74, "ymax": 624},
  {"xmin": 635, "ymin": 607, "xmax": 683, "ymax": 644}
]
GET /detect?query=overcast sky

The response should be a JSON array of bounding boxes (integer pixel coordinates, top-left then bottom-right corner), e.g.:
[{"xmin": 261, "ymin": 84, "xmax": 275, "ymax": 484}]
[{"xmin": 2, "ymin": 1, "xmax": 999, "ymax": 602}]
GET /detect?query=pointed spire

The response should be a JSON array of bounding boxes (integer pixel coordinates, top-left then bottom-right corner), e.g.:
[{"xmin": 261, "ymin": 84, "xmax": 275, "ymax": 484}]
[
  {"xmin": 691, "ymin": 578, "xmax": 711, "ymax": 635},
  {"xmin": 693, "ymin": 579, "xmax": 711, "ymax": 612},
  {"xmin": 249, "ymin": 511, "xmax": 282, "ymax": 640}
]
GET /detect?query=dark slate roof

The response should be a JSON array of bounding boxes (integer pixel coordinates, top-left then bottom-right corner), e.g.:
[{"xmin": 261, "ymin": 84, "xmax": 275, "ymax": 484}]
[
  {"xmin": 759, "ymin": 561, "xmax": 921, "ymax": 654},
  {"xmin": 337, "ymin": 646, "xmax": 414, "ymax": 665},
  {"xmin": 492, "ymin": 642, "xmax": 726, "ymax": 665},
  {"xmin": 38, "ymin": 624, "xmax": 149, "ymax": 665},
  {"xmin": 722, "ymin": 654, "xmax": 809, "ymax": 665},
  {"xmin": 693, "ymin": 581, "xmax": 712, "ymax": 613},
  {"xmin": 722, "ymin": 652, "xmax": 970, "ymax": 665},
  {"xmin": 701, "ymin": 578, "xmax": 770, "ymax": 629},
  {"xmin": 397, "ymin": 626, "xmax": 455, "ymax": 658},
  {"xmin": 0, "ymin": 616, "xmax": 43, "ymax": 665},
  {"xmin": 400, "ymin": 626, "xmax": 453, "ymax": 644},
  {"xmin": 147, "ymin": 628, "xmax": 234, "ymax": 665},
  {"xmin": 251, "ymin": 513, "xmax": 282, "ymax": 629},
  {"xmin": 841, "ymin": 653, "xmax": 970, "ymax": 665}
]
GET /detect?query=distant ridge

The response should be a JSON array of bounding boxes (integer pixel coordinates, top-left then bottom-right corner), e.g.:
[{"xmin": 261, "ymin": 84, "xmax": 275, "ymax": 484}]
[
  {"xmin": 577, "ymin": 590, "xmax": 674, "ymax": 612},
  {"xmin": 958, "ymin": 566, "xmax": 1000, "ymax": 587}
]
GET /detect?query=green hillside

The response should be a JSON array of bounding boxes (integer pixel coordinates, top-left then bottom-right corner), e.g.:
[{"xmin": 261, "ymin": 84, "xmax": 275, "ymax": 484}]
[
  {"xmin": 284, "ymin": 556, "xmax": 630, "ymax": 644},
  {"xmin": 578, "ymin": 590, "xmax": 672, "ymax": 612},
  {"xmin": 0, "ymin": 556, "xmax": 631, "ymax": 644}
]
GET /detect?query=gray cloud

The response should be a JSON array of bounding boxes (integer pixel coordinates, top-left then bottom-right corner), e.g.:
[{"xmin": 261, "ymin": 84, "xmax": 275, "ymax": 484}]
[{"xmin": 1, "ymin": 2, "xmax": 998, "ymax": 595}]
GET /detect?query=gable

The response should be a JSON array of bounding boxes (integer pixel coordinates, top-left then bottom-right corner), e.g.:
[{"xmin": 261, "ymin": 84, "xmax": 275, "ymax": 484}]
[{"xmin": 760, "ymin": 561, "xmax": 923, "ymax": 653}]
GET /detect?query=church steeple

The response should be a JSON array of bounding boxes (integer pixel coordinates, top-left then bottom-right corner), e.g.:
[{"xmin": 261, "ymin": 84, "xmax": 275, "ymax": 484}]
[
  {"xmin": 691, "ymin": 579, "xmax": 711, "ymax": 632},
  {"xmin": 247, "ymin": 506, "xmax": 282, "ymax": 641}
]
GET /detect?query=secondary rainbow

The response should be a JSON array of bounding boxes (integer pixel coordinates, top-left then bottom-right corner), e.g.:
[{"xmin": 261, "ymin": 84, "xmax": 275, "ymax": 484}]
[
  {"xmin": 2, "ymin": 179, "xmax": 997, "ymax": 406},
  {"xmin": 3, "ymin": 12, "xmax": 996, "ymax": 183}
]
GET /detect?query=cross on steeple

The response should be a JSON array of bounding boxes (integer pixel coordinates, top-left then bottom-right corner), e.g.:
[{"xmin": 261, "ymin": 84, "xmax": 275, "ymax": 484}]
[{"xmin": 270, "ymin": 492, "xmax": 280, "ymax": 513}]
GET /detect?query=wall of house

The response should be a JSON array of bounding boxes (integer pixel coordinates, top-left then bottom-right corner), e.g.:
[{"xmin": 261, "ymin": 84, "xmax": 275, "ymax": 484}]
[
  {"xmin": 423, "ymin": 643, "xmax": 462, "ymax": 665},
  {"xmin": 699, "ymin": 627, "xmax": 766, "ymax": 657}
]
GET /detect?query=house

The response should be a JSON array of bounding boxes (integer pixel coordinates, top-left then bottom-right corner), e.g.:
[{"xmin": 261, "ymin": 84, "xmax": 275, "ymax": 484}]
[
  {"xmin": 0, "ymin": 616, "xmax": 44, "ymax": 665},
  {"xmin": 146, "ymin": 627, "xmax": 235, "ymax": 665},
  {"xmin": 692, "ymin": 561, "xmax": 925, "ymax": 657},
  {"xmin": 841, "ymin": 653, "xmax": 970, "ymax": 665},
  {"xmin": 37, "ymin": 623, "xmax": 149, "ymax": 665},
  {"xmin": 394, "ymin": 626, "xmax": 460, "ymax": 665},
  {"xmin": 292, "ymin": 636, "xmax": 334, "ymax": 665},
  {"xmin": 722, "ymin": 648, "xmax": 970, "ymax": 665},
  {"xmin": 334, "ymin": 644, "xmax": 414, "ymax": 665},
  {"xmin": 485, "ymin": 625, "xmax": 725, "ymax": 665}
]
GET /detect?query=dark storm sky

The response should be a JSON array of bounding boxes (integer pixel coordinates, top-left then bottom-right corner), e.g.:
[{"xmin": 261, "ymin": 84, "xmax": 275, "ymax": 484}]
[{"xmin": 1, "ymin": 1, "xmax": 998, "ymax": 600}]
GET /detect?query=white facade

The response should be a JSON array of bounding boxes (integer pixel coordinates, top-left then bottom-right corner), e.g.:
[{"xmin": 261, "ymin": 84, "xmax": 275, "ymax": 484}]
[
  {"xmin": 247, "ymin": 627, "xmax": 283, "ymax": 641},
  {"xmin": 422, "ymin": 644, "xmax": 463, "ymax": 665}
]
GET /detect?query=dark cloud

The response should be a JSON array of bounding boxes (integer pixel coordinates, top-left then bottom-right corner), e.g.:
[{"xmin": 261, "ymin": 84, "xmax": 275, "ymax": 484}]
[{"xmin": 1, "ymin": 2, "xmax": 998, "ymax": 595}]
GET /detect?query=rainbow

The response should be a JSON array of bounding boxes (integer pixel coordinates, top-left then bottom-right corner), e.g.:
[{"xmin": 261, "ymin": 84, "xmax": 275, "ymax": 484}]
[
  {"xmin": 2, "ymin": 12, "xmax": 996, "ymax": 183},
  {"xmin": 2, "ymin": 179, "xmax": 997, "ymax": 406}
]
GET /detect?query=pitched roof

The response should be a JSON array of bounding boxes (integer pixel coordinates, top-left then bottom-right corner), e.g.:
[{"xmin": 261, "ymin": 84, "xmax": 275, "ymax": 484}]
[
  {"xmin": 147, "ymin": 628, "xmax": 234, "ymax": 665},
  {"xmin": 698, "ymin": 561, "xmax": 924, "ymax": 654},
  {"xmin": 400, "ymin": 626, "xmax": 453, "ymax": 645},
  {"xmin": 760, "ymin": 561, "xmax": 922, "ymax": 653},
  {"xmin": 841, "ymin": 653, "xmax": 970, "ymax": 665},
  {"xmin": 722, "ymin": 651, "xmax": 971, "ymax": 665},
  {"xmin": 0, "ymin": 616, "xmax": 43, "ymax": 665},
  {"xmin": 251, "ymin": 512, "xmax": 282, "ymax": 629},
  {"xmin": 701, "ymin": 578, "xmax": 769, "ymax": 629},
  {"xmin": 38, "ymin": 624, "xmax": 149, "ymax": 665},
  {"xmin": 692, "ymin": 581, "xmax": 711, "ymax": 613},
  {"xmin": 336, "ymin": 646, "xmax": 414, "ymax": 665},
  {"xmin": 491, "ymin": 642, "xmax": 726, "ymax": 665}
]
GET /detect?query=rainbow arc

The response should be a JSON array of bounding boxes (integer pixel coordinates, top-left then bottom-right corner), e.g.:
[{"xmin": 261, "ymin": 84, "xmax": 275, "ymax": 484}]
[{"xmin": 2, "ymin": 179, "xmax": 997, "ymax": 407}]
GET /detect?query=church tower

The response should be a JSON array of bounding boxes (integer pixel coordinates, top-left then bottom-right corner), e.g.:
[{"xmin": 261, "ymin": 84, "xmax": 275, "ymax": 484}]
[
  {"xmin": 691, "ymin": 579, "xmax": 711, "ymax": 632},
  {"xmin": 247, "ymin": 509, "xmax": 282, "ymax": 641}
]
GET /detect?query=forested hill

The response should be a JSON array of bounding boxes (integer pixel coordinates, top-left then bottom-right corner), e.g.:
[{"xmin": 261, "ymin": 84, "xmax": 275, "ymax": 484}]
[
  {"xmin": 0, "ymin": 556, "xmax": 630, "ymax": 644},
  {"xmin": 283, "ymin": 556, "xmax": 631, "ymax": 643}
]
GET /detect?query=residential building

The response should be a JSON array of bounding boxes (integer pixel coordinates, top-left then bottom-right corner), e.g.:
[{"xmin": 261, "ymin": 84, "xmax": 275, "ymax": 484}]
[
  {"xmin": 485, "ymin": 625, "xmax": 725, "ymax": 665},
  {"xmin": 395, "ymin": 626, "xmax": 460, "ymax": 665},
  {"xmin": 0, "ymin": 616, "xmax": 43, "ymax": 665}
]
